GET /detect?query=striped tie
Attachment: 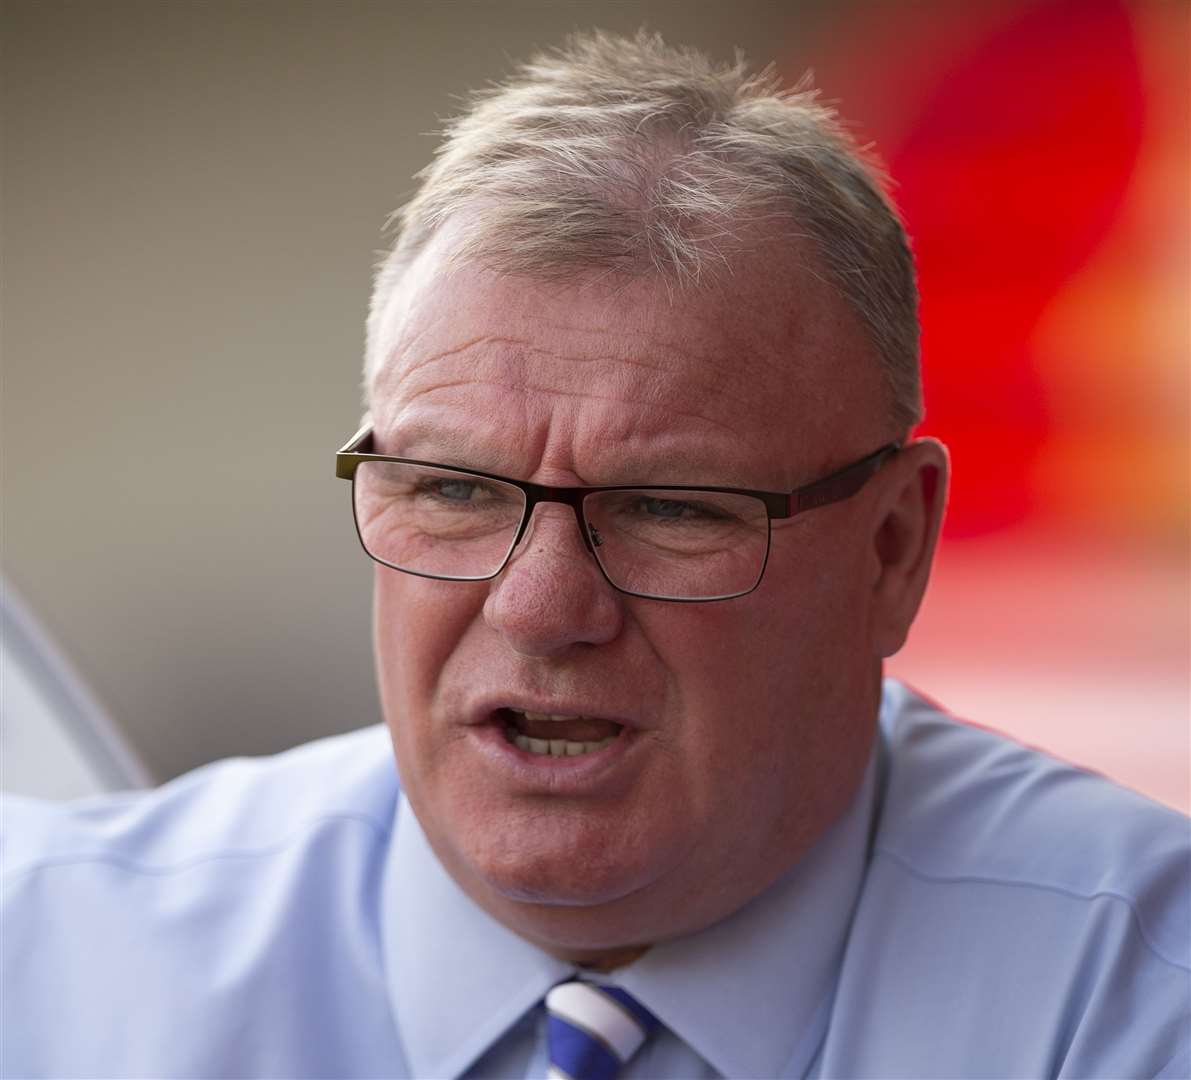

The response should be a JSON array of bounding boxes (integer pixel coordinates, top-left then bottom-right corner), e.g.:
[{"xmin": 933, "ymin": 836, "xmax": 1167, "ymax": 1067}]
[{"xmin": 545, "ymin": 980, "xmax": 659, "ymax": 1080}]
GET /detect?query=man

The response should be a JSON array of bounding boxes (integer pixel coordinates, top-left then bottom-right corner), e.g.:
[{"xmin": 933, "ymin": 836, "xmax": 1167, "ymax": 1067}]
[{"xmin": 3, "ymin": 31, "xmax": 1187, "ymax": 1080}]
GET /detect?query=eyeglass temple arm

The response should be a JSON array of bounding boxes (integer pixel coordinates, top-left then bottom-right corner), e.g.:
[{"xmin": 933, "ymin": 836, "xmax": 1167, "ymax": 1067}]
[{"xmin": 792, "ymin": 444, "xmax": 901, "ymax": 515}]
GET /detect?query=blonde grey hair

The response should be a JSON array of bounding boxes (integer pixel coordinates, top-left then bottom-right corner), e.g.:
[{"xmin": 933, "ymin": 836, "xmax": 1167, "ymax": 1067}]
[{"xmin": 366, "ymin": 30, "xmax": 922, "ymax": 429}]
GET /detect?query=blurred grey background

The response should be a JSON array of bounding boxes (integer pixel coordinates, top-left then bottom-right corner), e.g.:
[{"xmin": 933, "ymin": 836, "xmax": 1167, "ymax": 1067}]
[{"xmin": 4, "ymin": 0, "xmax": 841, "ymax": 783}]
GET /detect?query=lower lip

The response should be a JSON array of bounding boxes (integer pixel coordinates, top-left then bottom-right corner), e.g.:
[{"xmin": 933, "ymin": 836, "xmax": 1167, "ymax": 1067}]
[{"xmin": 466, "ymin": 721, "xmax": 638, "ymax": 792}]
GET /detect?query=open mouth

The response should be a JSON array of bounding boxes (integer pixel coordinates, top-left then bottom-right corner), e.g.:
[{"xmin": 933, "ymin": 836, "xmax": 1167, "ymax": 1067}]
[{"xmin": 497, "ymin": 708, "xmax": 625, "ymax": 757}]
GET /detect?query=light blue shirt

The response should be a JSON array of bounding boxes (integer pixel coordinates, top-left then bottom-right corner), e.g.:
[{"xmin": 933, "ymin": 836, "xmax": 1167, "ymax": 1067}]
[{"xmin": 3, "ymin": 682, "xmax": 1188, "ymax": 1078}]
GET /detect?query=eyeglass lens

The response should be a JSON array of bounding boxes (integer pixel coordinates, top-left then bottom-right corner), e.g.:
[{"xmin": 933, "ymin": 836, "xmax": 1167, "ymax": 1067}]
[{"xmin": 352, "ymin": 461, "xmax": 770, "ymax": 600}]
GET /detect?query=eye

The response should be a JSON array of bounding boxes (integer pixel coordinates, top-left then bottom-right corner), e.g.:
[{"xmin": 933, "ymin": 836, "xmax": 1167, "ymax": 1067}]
[
  {"xmin": 413, "ymin": 473, "xmax": 518, "ymax": 511},
  {"xmin": 637, "ymin": 496, "xmax": 729, "ymax": 522},
  {"xmin": 430, "ymin": 478, "xmax": 483, "ymax": 502}
]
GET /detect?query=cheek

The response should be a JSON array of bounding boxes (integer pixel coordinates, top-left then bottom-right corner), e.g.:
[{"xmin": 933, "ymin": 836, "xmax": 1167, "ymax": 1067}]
[
  {"xmin": 637, "ymin": 550, "xmax": 871, "ymax": 798},
  {"xmin": 372, "ymin": 569, "xmax": 483, "ymax": 751},
  {"xmin": 641, "ymin": 580, "xmax": 829, "ymax": 718},
  {"xmin": 634, "ymin": 602, "xmax": 799, "ymax": 789}
]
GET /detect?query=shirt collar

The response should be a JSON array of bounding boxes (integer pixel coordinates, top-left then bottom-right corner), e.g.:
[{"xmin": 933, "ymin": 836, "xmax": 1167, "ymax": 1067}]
[
  {"xmin": 381, "ymin": 796, "xmax": 572, "ymax": 1079},
  {"xmin": 382, "ymin": 748, "xmax": 878, "ymax": 1080},
  {"xmin": 613, "ymin": 751, "xmax": 878, "ymax": 1078}
]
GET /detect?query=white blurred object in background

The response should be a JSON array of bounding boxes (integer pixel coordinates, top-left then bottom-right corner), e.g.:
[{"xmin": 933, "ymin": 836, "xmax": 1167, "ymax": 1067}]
[{"xmin": 2, "ymin": 581, "xmax": 151, "ymax": 799}]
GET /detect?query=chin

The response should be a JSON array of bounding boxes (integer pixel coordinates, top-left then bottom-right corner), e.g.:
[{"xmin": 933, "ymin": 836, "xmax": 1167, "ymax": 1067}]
[
  {"xmin": 474, "ymin": 836, "xmax": 659, "ymax": 909},
  {"xmin": 481, "ymin": 870, "xmax": 669, "ymax": 960}
]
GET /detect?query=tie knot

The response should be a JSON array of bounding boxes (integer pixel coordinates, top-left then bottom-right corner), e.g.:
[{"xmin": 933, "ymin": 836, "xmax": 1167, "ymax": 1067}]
[{"xmin": 545, "ymin": 981, "xmax": 658, "ymax": 1080}]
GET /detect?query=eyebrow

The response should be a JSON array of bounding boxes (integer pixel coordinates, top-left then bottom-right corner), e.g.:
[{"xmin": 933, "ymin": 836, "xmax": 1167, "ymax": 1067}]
[
  {"xmin": 374, "ymin": 419, "xmax": 767, "ymax": 487},
  {"xmin": 376, "ymin": 443, "xmax": 760, "ymax": 494},
  {"xmin": 376, "ymin": 424, "xmax": 502, "ymax": 470}
]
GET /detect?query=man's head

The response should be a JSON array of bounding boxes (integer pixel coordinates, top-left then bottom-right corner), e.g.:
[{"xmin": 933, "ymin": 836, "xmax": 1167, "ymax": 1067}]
[{"xmin": 359, "ymin": 31, "xmax": 947, "ymax": 964}]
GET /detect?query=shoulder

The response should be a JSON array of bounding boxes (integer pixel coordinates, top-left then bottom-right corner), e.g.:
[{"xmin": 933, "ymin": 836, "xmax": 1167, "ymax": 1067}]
[
  {"xmin": 822, "ymin": 681, "xmax": 1189, "ymax": 1078},
  {"xmin": 875, "ymin": 679, "xmax": 1188, "ymax": 968},
  {"xmin": 3, "ymin": 722, "xmax": 397, "ymax": 881},
  {"xmin": 1, "ymin": 724, "xmax": 405, "ymax": 1078}
]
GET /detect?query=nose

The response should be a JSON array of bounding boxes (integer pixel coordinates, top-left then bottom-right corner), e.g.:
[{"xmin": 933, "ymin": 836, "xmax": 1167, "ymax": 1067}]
[{"xmin": 482, "ymin": 505, "xmax": 624, "ymax": 656}]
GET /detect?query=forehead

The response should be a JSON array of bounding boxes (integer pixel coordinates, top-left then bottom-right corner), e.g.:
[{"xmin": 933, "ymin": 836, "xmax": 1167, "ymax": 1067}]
[{"xmin": 368, "ymin": 240, "xmax": 883, "ymax": 486}]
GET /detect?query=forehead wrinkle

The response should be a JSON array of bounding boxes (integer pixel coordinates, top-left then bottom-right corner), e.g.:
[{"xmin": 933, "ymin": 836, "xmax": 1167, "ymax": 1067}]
[
  {"xmin": 396, "ymin": 334, "xmax": 528, "ymax": 381},
  {"xmin": 382, "ymin": 293, "xmax": 757, "ymax": 378},
  {"xmin": 518, "ymin": 315, "xmax": 786, "ymax": 416},
  {"xmin": 386, "ymin": 337, "xmax": 768, "ymax": 430},
  {"xmin": 518, "ymin": 312, "xmax": 747, "ymax": 370},
  {"xmin": 402, "ymin": 377, "xmax": 745, "ymax": 442},
  {"xmin": 398, "ymin": 331, "xmax": 728, "ymax": 392},
  {"xmin": 371, "ymin": 333, "xmax": 527, "ymax": 404},
  {"xmin": 387, "ymin": 326, "xmax": 732, "ymax": 411}
]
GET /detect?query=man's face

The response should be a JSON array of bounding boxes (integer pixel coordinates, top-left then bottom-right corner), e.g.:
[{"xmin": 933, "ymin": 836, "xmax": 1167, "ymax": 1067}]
[{"xmin": 368, "ymin": 233, "xmax": 895, "ymax": 958}]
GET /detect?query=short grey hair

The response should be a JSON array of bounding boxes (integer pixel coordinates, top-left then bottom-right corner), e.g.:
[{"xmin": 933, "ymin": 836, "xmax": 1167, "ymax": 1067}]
[{"xmin": 366, "ymin": 30, "xmax": 922, "ymax": 429}]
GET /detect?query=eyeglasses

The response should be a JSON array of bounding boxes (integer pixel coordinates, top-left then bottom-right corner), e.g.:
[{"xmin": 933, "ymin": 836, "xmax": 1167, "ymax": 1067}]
[{"xmin": 336, "ymin": 426, "xmax": 899, "ymax": 602}]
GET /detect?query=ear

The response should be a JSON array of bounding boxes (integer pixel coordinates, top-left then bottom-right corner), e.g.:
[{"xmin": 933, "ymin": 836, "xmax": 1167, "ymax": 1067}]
[{"xmin": 867, "ymin": 437, "xmax": 950, "ymax": 658}]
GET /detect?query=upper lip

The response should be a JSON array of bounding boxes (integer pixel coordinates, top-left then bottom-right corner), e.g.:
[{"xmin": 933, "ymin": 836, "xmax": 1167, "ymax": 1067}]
[{"xmin": 467, "ymin": 695, "xmax": 639, "ymax": 730}]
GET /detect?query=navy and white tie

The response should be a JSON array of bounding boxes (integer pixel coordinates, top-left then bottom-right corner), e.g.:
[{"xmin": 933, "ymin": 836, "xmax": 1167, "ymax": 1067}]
[{"xmin": 545, "ymin": 980, "xmax": 659, "ymax": 1080}]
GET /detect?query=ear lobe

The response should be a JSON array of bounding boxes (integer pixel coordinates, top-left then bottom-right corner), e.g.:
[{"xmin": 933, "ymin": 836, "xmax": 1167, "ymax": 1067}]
[{"xmin": 870, "ymin": 438, "xmax": 950, "ymax": 658}]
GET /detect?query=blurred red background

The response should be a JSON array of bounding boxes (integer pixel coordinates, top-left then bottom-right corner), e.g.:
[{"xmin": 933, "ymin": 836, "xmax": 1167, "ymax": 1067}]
[{"xmin": 813, "ymin": 0, "xmax": 1188, "ymax": 810}]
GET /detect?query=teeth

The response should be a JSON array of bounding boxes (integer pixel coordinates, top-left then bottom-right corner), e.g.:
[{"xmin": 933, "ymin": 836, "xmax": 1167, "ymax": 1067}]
[
  {"xmin": 503, "ymin": 708, "xmax": 620, "ymax": 757},
  {"xmin": 511, "ymin": 732, "xmax": 616, "ymax": 756}
]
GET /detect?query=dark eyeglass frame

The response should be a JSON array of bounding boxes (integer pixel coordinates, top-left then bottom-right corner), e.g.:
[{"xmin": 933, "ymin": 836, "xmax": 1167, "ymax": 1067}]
[{"xmin": 335, "ymin": 425, "xmax": 900, "ymax": 602}]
